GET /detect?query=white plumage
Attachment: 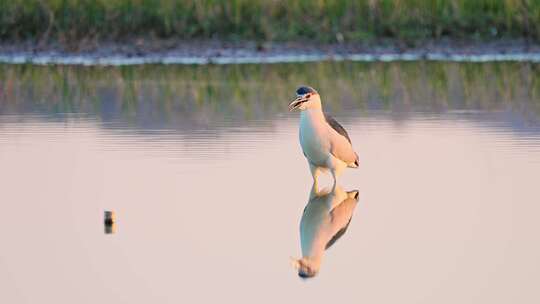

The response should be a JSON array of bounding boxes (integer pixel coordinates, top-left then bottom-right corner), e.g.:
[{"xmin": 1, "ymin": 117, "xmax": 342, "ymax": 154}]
[
  {"xmin": 292, "ymin": 185, "xmax": 359, "ymax": 278},
  {"xmin": 289, "ymin": 86, "xmax": 359, "ymax": 187}
]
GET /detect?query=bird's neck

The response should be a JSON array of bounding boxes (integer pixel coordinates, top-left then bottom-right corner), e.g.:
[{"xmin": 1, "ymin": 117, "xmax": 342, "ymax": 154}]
[{"xmin": 301, "ymin": 107, "xmax": 324, "ymax": 121}]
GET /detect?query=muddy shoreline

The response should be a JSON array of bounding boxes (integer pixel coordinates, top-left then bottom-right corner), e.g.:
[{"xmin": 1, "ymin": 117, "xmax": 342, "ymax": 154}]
[{"xmin": 1, "ymin": 39, "xmax": 540, "ymax": 65}]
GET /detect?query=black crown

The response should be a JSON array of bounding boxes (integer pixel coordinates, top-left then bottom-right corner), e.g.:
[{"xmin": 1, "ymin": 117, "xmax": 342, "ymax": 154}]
[{"xmin": 296, "ymin": 86, "xmax": 317, "ymax": 95}]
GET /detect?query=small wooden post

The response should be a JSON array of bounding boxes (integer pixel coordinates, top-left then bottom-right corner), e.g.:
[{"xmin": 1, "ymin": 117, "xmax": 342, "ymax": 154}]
[{"xmin": 104, "ymin": 211, "xmax": 116, "ymax": 234}]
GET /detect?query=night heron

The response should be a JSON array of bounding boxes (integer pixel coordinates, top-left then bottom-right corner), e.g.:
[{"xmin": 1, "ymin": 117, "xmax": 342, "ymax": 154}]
[
  {"xmin": 289, "ymin": 86, "xmax": 359, "ymax": 187},
  {"xmin": 291, "ymin": 184, "xmax": 359, "ymax": 278}
]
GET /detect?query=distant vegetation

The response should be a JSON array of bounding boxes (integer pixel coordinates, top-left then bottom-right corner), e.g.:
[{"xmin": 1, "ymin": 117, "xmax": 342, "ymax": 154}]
[
  {"xmin": 1, "ymin": 62, "xmax": 539, "ymax": 127},
  {"xmin": 1, "ymin": 0, "xmax": 540, "ymax": 45}
]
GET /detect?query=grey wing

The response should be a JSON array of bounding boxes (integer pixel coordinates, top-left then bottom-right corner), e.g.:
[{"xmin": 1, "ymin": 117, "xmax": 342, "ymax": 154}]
[
  {"xmin": 325, "ymin": 218, "xmax": 352, "ymax": 250},
  {"xmin": 325, "ymin": 113, "xmax": 351, "ymax": 143},
  {"xmin": 325, "ymin": 113, "xmax": 358, "ymax": 165},
  {"xmin": 325, "ymin": 195, "xmax": 358, "ymax": 249}
]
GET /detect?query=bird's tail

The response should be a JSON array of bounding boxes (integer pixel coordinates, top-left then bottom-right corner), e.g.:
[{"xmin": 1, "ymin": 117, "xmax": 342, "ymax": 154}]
[
  {"xmin": 348, "ymin": 153, "xmax": 359, "ymax": 168},
  {"xmin": 347, "ymin": 190, "xmax": 360, "ymax": 200}
]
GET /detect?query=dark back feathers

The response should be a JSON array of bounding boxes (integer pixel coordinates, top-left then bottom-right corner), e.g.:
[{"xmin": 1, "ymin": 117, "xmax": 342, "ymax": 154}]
[{"xmin": 325, "ymin": 113, "xmax": 352, "ymax": 144}]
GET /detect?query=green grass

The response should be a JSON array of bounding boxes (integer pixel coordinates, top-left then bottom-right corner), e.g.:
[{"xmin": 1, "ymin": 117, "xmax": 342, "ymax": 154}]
[
  {"xmin": 1, "ymin": 62, "xmax": 539, "ymax": 123},
  {"xmin": 1, "ymin": 0, "xmax": 540, "ymax": 44}
]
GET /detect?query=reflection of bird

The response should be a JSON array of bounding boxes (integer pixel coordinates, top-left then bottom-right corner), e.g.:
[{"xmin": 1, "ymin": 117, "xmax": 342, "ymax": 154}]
[
  {"xmin": 289, "ymin": 86, "xmax": 359, "ymax": 187},
  {"xmin": 292, "ymin": 185, "xmax": 359, "ymax": 278}
]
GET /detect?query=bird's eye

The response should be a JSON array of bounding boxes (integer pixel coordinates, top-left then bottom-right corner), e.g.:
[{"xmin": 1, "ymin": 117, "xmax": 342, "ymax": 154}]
[{"xmin": 305, "ymin": 94, "xmax": 311, "ymax": 98}]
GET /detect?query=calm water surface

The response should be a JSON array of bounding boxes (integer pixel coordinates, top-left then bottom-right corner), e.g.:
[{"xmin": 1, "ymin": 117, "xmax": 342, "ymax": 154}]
[{"xmin": 1, "ymin": 62, "xmax": 540, "ymax": 303}]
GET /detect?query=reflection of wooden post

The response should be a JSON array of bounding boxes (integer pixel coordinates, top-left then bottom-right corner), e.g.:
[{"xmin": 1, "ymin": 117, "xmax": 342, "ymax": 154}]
[{"xmin": 104, "ymin": 211, "xmax": 116, "ymax": 234}]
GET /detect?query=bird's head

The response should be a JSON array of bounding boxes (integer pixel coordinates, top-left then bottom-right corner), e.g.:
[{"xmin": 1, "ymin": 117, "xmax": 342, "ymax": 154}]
[{"xmin": 289, "ymin": 86, "xmax": 321, "ymax": 111}]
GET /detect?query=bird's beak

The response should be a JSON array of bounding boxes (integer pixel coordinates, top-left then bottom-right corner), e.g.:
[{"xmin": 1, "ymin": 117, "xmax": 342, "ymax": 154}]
[
  {"xmin": 288, "ymin": 95, "xmax": 307, "ymax": 111},
  {"xmin": 290, "ymin": 257, "xmax": 301, "ymax": 270}
]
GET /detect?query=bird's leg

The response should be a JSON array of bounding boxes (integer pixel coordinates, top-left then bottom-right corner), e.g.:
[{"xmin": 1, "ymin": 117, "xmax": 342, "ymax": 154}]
[
  {"xmin": 330, "ymin": 169, "xmax": 338, "ymax": 191},
  {"xmin": 330, "ymin": 160, "xmax": 346, "ymax": 191},
  {"xmin": 309, "ymin": 163, "xmax": 321, "ymax": 191}
]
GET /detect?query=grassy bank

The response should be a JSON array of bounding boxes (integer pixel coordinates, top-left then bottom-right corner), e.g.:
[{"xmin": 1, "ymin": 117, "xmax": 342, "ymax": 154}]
[{"xmin": 1, "ymin": 0, "xmax": 540, "ymax": 46}]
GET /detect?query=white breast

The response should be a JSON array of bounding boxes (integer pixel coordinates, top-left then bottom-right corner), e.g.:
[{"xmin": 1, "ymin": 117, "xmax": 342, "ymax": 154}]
[
  {"xmin": 300, "ymin": 196, "xmax": 332, "ymax": 257},
  {"xmin": 299, "ymin": 110, "xmax": 331, "ymax": 166}
]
